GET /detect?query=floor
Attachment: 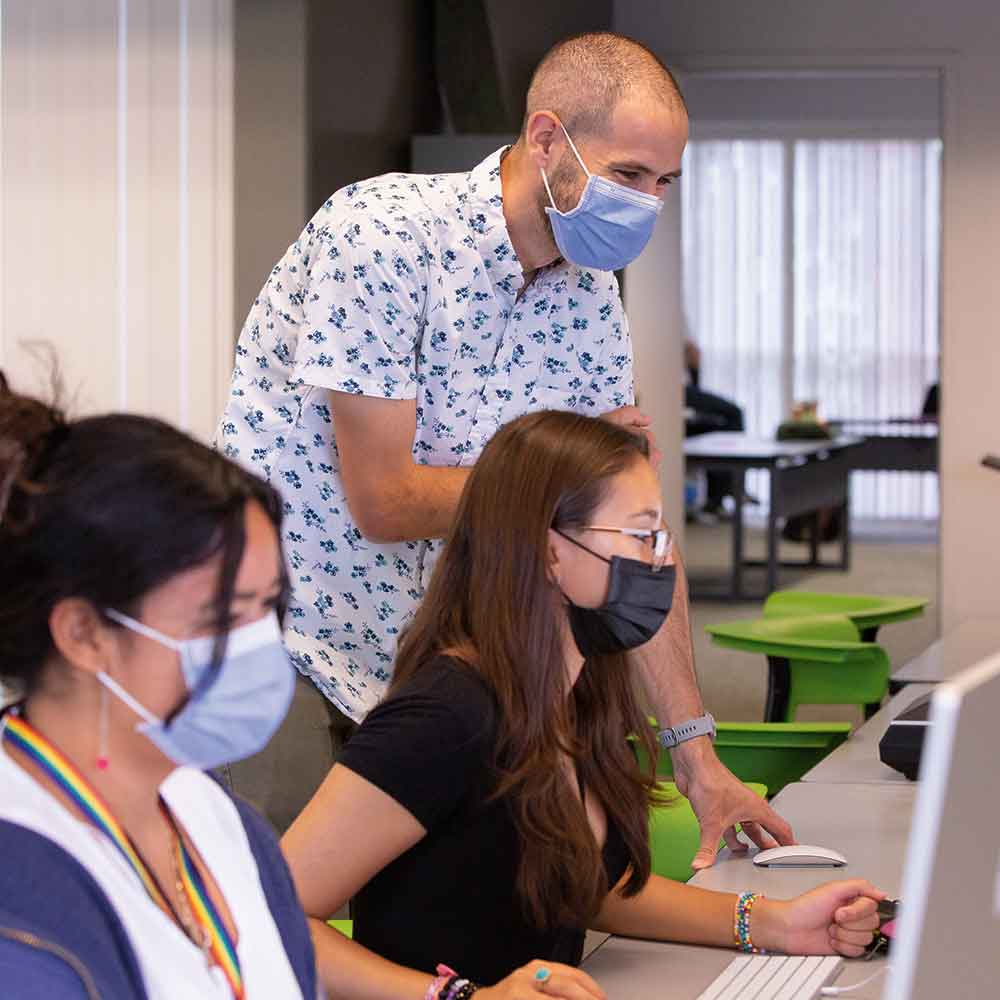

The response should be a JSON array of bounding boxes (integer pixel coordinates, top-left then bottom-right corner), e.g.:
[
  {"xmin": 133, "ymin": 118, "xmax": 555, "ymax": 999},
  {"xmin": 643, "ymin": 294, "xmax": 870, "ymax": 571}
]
[{"xmin": 682, "ymin": 517, "xmax": 939, "ymax": 725}]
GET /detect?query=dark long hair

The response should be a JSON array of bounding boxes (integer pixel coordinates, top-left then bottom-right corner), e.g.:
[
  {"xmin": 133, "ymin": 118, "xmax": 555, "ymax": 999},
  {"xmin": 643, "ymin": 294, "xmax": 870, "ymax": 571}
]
[
  {"xmin": 0, "ymin": 370, "xmax": 286, "ymax": 696},
  {"xmin": 392, "ymin": 410, "xmax": 663, "ymax": 930}
]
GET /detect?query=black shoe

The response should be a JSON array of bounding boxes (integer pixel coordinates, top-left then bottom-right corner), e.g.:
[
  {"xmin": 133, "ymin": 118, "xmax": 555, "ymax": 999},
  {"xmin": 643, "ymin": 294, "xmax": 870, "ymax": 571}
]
[{"xmin": 700, "ymin": 501, "xmax": 728, "ymax": 521}]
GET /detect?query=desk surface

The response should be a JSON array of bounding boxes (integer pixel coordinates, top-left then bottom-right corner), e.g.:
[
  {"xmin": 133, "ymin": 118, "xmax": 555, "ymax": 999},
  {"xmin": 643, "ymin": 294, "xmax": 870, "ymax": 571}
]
[
  {"xmin": 892, "ymin": 618, "xmax": 1000, "ymax": 685},
  {"xmin": 684, "ymin": 432, "xmax": 860, "ymax": 463},
  {"xmin": 583, "ymin": 781, "xmax": 916, "ymax": 999},
  {"xmin": 802, "ymin": 684, "xmax": 933, "ymax": 784}
]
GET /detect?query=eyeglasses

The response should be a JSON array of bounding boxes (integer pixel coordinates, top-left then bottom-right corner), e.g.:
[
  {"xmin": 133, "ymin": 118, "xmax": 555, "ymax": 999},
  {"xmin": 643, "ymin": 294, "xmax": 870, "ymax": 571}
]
[{"xmin": 580, "ymin": 524, "xmax": 674, "ymax": 571}]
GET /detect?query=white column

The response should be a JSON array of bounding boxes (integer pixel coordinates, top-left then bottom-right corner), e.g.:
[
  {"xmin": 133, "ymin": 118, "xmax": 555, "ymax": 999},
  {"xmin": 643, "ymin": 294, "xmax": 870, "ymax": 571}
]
[
  {"xmin": 0, "ymin": 0, "xmax": 234, "ymax": 442},
  {"xmin": 624, "ymin": 193, "xmax": 686, "ymax": 549}
]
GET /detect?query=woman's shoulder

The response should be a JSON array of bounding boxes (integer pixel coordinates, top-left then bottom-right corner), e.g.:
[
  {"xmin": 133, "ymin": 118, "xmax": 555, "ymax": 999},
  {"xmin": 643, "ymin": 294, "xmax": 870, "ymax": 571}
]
[
  {"xmin": 386, "ymin": 654, "xmax": 497, "ymax": 729},
  {"xmin": 0, "ymin": 818, "xmax": 149, "ymax": 998}
]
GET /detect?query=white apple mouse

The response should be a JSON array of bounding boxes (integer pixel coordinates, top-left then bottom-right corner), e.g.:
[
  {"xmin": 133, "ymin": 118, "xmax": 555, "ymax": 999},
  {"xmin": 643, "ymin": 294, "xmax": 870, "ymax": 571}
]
[{"xmin": 752, "ymin": 844, "xmax": 848, "ymax": 868}]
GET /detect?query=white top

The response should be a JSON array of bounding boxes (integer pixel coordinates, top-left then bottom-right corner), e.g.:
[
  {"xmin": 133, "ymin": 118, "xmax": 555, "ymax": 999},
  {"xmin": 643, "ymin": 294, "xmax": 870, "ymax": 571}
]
[
  {"xmin": 0, "ymin": 750, "xmax": 304, "ymax": 999},
  {"xmin": 217, "ymin": 146, "xmax": 634, "ymax": 720}
]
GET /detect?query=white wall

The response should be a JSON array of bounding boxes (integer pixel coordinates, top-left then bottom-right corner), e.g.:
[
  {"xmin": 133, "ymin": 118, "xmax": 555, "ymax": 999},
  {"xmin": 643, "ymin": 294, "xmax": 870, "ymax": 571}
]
[
  {"xmin": 615, "ymin": 0, "xmax": 1000, "ymax": 631},
  {"xmin": 0, "ymin": 0, "xmax": 234, "ymax": 441},
  {"xmin": 234, "ymin": 0, "xmax": 307, "ymax": 335}
]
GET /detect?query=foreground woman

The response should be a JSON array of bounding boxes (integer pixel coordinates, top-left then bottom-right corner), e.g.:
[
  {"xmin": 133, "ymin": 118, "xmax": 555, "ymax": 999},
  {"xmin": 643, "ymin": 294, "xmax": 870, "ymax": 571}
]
[
  {"xmin": 284, "ymin": 410, "xmax": 883, "ymax": 1000},
  {"xmin": 0, "ymin": 374, "xmax": 316, "ymax": 998}
]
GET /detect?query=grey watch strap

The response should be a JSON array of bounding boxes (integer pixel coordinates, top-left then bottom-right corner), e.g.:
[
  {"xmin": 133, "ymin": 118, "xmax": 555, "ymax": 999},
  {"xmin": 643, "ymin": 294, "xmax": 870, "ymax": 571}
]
[{"xmin": 657, "ymin": 712, "xmax": 716, "ymax": 749}]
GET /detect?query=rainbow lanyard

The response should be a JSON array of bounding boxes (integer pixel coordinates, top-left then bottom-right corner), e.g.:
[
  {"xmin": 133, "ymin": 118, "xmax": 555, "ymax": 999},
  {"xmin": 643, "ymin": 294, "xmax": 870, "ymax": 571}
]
[
  {"xmin": 163, "ymin": 805, "xmax": 244, "ymax": 997},
  {"xmin": 2, "ymin": 711, "xmax": 245, "ymax": 999}
]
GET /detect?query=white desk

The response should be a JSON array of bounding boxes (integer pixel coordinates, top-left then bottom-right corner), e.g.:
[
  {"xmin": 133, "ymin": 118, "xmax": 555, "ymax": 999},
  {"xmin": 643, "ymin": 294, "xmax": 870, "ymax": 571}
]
[
  {"xmin": 801, "ymin": 684, "xmax": 933, "ymax": 784},
  {"xmin": 891, "ymin": 619, "xmax": 1000, "ymax": 687},
  {"xmin": 583, "ymin": 781, "xmax": 916, "ymax": 999}
]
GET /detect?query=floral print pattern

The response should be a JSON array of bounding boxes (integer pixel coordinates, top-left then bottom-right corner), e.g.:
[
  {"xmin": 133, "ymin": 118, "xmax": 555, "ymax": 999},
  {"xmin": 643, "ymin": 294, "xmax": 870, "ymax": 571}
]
[{"xmin": 216, "ymin": 148, "xmax": 634, "ymax": 720}]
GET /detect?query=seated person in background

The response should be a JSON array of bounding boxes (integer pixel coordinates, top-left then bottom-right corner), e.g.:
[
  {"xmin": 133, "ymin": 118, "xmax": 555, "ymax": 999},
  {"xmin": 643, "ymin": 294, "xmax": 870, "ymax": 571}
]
[
  {"xmin": 684, "ymin": 338, "xmax": 747, "ymax": 517},
  {"xmin": 283, "ymin": 409, "xmax": 884, "ymax": 1000},
  {"xmin": 921, "ymin": 382, "xmax": 939, "ymax": 419},
  {"xmin": 0, "ymin": 373, "xmax": 316, "ymax": 999}
]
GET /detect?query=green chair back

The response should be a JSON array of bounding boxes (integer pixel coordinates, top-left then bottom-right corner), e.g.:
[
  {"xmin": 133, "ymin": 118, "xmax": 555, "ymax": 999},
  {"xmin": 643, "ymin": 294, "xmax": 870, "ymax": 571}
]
[
  {"xmin": 705, "ymin": 614, "xmax": 891, "ymax": 721},
  {"xmin": 649, "ymin": 780, "xmax": 768, "ymax": 882},
  {"xmin": 762, "ymin": 591, "xmax": 927, "ymax": 642},
  {"xmin": 327, "ymin": 918, "xmax": 353, "ymax": 939}
]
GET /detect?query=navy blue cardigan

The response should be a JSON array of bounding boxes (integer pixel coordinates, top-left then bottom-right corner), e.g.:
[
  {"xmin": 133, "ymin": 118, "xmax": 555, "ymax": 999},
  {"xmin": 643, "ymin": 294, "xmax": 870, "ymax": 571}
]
[{"xmin": 0, "ymin": 797, "xmax": 317, "ymax": 999}]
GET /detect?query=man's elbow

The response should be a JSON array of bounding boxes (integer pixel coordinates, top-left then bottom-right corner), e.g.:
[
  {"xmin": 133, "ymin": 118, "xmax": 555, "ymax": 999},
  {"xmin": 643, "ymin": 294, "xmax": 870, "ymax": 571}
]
[{"xmin": 350, "ymin": 501, "xmax": 408, "ymax": 544}]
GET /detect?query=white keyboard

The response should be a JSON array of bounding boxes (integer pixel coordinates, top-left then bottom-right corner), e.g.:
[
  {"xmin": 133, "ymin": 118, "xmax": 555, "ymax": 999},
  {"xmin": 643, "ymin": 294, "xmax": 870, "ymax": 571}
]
[{"xmin": 696, "ymin": 954, "xmax": 843, "ymax": 1000}]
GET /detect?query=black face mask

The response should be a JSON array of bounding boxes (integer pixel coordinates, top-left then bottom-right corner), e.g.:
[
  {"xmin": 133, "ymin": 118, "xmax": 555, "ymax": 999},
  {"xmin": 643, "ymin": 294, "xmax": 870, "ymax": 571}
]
[{"xmin": 556, "ymin": 530, "xmax": 676, "ymax": 658}]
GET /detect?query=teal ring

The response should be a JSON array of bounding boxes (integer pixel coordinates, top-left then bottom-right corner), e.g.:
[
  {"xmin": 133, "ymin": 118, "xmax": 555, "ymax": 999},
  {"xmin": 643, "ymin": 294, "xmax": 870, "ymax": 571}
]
[{"xmin": 534, "ymin": 967, "xmax": 552, "ymax": 989}]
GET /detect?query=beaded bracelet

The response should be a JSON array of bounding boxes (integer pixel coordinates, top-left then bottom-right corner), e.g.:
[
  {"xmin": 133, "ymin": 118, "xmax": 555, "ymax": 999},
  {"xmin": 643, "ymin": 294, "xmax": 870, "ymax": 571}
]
[{"xmin": 734, "ymin": 891, "xmax": 765, "ymax": 954}]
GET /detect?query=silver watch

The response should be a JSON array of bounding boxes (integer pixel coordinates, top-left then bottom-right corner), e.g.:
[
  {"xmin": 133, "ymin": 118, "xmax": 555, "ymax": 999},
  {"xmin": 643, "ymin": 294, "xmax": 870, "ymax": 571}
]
[{"xmin": 657, "ymin": 713, "xmax": 716, "ymax": 749}]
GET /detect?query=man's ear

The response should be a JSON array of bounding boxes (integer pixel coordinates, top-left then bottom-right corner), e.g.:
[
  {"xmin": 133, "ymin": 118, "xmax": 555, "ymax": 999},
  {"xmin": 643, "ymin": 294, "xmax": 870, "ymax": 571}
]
[
  {"xmin": 524, "ymin": 110, "xmax": 564, "ymax": 170},
  {"xmin": 48, "ymin": 599, "xmax": 118, "ymax": 679}
]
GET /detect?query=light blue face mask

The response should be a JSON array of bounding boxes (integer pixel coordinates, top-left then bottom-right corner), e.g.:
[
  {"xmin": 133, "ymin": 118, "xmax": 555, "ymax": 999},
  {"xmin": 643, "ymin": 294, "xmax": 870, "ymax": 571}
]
[
  {"xmin": 541, "ymin": 123, "xmax": 664, "ymax": 272},
  {"xmin": 98, "ymin": 609, "xmax": 294, "ymax": 770}
]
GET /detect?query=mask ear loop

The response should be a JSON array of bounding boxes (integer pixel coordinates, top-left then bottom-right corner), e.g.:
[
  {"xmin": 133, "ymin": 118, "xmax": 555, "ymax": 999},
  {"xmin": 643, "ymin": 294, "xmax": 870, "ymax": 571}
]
[
  {"xmin": 104, "ymin": 608, "xmax": 182, "ymax": 651},
  {"xmin": 540, "ymin": 165, "xmax": 559, "ymax": 210},
  {"xmin": 96, "ymin": 671, "xmax": 163, "ymax": 729},
  {"xmin": 558, "ymin": 122, "xmax": 591, "ymax": 178},
  {"xmin": 539, "ymin": 119, "xmax": 592, "ymax": 212}
]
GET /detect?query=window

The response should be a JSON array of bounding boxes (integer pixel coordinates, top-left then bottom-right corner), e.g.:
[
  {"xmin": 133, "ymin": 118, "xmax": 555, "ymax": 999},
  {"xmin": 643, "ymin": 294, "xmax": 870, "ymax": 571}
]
[{"xmin": 681, "ymin": 137, "xmax": 941, "ymax": 519}]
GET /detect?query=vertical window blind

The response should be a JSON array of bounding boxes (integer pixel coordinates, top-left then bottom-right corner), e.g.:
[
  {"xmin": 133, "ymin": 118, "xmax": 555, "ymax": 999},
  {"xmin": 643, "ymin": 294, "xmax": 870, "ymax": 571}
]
[{"xmin": 681, "ymin": 134, "xmax": 941, "ymax": 520}]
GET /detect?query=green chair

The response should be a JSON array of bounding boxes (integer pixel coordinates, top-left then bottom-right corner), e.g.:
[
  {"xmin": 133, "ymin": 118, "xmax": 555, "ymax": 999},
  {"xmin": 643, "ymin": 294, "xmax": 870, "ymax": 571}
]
[
  {"xmin": 649, "ymin": 780, "xmax": 768, "ymax": 882},
  {"xmin": 705, "ymin": 614, "xmax": 891, "ymax": 722},
  {"xmin": 762, "ymin": 591, "xmax": 927, "ymax": 642},
  {"xmin": 327, "ymin": 918, "xmax": 353, "ymax": 939},
  {"xmin": 635, "ymin": 721, "xmax": 852, "ymax": 797}
]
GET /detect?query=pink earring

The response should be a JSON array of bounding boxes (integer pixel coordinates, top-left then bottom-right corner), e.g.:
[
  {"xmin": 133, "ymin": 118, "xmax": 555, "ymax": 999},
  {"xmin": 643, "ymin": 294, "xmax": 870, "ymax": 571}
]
[{"xmin": 96, "ymin": 684, "xmax": 109, "ymax": 771}]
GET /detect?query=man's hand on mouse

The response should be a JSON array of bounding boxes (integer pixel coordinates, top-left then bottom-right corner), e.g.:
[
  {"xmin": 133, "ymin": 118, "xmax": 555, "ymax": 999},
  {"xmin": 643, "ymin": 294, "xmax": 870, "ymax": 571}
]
[{"xmin": 672, "ymin": 749, "xmax": 796, "ymax": 869}]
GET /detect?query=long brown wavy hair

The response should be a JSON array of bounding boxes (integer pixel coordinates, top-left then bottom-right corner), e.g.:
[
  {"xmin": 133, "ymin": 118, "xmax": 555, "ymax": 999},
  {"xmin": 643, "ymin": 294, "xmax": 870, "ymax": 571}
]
[{"xmin": 391, "ymin": 410, "xmax": 663, "ymax": 930}]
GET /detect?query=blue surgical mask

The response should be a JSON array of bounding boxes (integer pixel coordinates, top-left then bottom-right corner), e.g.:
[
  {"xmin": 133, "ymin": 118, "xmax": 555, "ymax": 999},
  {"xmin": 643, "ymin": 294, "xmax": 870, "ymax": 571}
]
[
  {"xmin": 98, "ymin": 610, "xmax": 294, "ymax": 770},
  {"xmin": 541, "ymin": 124, "xmax": 663, "ymax": 271}
]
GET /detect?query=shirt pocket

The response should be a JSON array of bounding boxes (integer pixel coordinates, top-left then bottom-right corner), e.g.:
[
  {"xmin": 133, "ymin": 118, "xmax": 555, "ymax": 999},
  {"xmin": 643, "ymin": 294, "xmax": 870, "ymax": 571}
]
[{"xmin": 533, "ymin": 349, "xmax": 599, "ymax": 414}]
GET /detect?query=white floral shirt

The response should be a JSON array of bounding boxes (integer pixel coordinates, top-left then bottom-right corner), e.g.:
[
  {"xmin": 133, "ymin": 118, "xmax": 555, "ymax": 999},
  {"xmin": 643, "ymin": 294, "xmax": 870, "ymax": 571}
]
[{"xmin": 217, "ymin": 148, "xmax": 634, "ymax": 720}]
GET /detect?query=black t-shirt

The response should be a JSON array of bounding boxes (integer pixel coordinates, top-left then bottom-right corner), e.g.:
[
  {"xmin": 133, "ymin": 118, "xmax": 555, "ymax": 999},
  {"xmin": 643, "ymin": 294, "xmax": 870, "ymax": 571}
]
[{"xmin": 339, "ymin": 656, "xmax": 631, "ymax": 986}]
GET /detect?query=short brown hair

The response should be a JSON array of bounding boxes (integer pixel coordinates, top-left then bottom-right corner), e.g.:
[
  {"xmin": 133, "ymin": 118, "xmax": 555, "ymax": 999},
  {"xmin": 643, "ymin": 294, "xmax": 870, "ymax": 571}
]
[{"xmin": 522, "ymin": 31, "xmax": 686, "ymax": 140}]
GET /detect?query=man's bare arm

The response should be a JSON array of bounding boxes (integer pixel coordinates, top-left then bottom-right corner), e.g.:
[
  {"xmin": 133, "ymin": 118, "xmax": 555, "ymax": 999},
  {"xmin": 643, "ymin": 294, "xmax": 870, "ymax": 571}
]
[
  {"xmin": 330, "ymin": 393, "xmax": 652, "ymax": 544},
  {"xmin": 628, "ymin": 550, "xmax": 703, "ymax": 725},
  {"xmin": 627, "ymin": 548, "xmax": 795, "ymax": 866},
  {"xmin": 328, "ymin": 390, "xmax": 470, "ymax": 543}
]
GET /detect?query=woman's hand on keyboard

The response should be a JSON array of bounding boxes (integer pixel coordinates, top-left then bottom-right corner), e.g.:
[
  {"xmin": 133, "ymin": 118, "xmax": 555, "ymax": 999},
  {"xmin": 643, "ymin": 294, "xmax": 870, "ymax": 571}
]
[{"xmin": 762, "ymin": 879, "xmax": 886, "ymax": 957}]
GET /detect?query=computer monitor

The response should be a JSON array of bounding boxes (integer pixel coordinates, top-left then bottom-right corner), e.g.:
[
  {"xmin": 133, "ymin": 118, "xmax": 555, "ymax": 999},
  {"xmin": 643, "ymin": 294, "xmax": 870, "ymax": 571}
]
[{"xmin": 884, "ymin": 651, "xmax": 1000, "ymax": 999}]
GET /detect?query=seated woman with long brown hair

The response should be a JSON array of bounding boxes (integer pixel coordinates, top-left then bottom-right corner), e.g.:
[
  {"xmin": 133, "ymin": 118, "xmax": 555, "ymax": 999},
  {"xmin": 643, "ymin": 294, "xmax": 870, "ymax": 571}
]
[{"xmin": 282, "ymin": 410, "xmax": 884, "ymax": 1000}]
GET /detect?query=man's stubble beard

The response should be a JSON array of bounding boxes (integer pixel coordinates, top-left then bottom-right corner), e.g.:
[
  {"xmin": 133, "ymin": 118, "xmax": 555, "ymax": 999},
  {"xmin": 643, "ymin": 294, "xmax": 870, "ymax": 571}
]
[{"xmin": 535, "ymin": 148, "xmax": 586, "ymax": 253}]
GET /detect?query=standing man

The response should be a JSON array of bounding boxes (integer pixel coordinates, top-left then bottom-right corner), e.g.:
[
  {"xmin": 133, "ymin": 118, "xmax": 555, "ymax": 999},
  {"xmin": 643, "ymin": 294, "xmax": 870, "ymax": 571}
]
[{"xmin": 218, "ymin": 31, "xmax": 793, "ymax": 863}]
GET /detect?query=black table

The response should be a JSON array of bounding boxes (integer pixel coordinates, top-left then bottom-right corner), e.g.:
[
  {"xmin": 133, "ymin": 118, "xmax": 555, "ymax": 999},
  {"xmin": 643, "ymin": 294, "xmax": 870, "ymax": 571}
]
[
  {"xmin": 684, "ymin": 433, "xmax": 862, "ymax": 600},
  {"xmin": 827, "ymin": 418, "xmax": 938, "ymax": 473}
]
